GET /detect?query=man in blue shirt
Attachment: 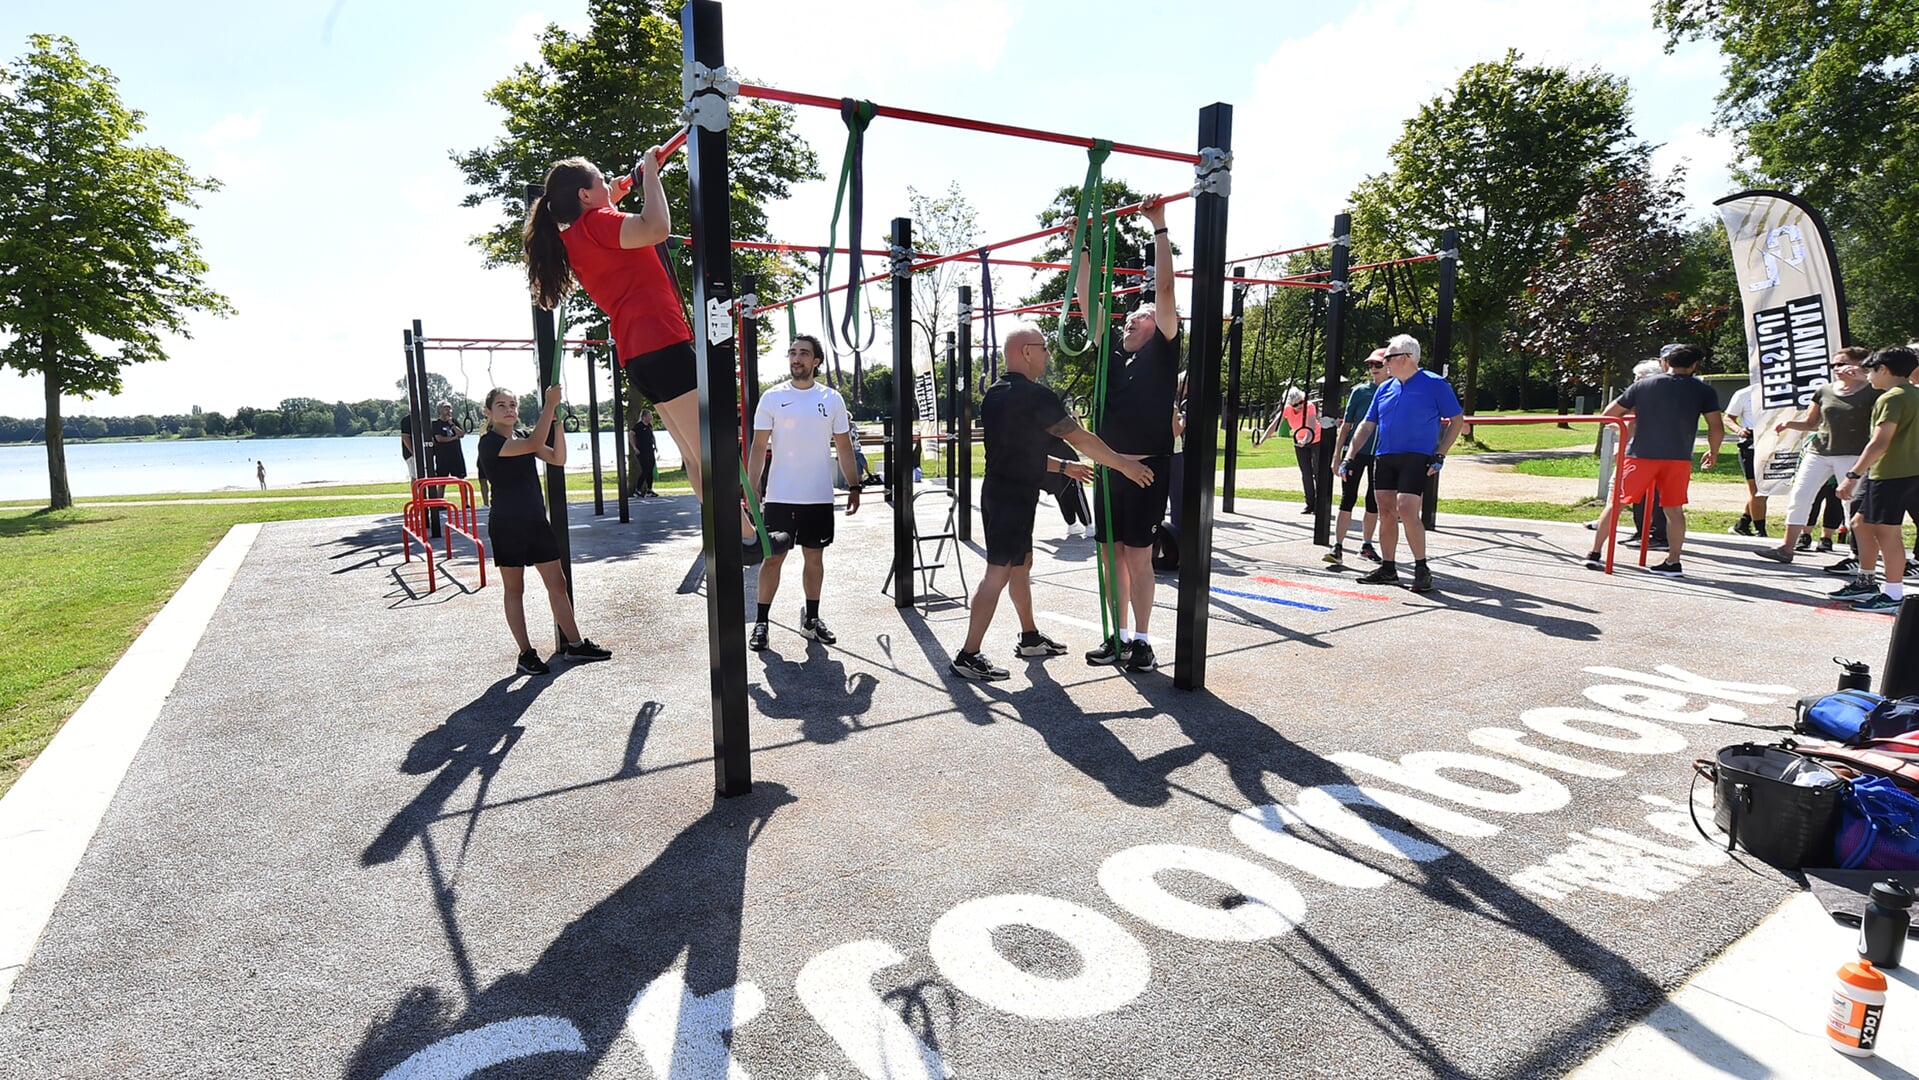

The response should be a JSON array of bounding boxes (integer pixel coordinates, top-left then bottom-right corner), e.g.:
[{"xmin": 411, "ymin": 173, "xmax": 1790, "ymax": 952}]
[{"xmin": 1339, "ymin": 334, "xmax": 1466, "ymax": 593}]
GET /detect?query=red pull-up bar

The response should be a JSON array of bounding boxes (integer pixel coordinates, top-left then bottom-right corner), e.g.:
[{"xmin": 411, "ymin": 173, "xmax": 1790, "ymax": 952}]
[{"xmin": 737, "ymin": 84, "xmax": 1202, "ymax": 165}]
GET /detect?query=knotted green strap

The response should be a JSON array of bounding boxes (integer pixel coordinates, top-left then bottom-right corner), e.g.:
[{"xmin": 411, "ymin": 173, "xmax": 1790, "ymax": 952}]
[{"xmin": 1055, "ymin": 141, "xmax": 1113, "ymax": 357}]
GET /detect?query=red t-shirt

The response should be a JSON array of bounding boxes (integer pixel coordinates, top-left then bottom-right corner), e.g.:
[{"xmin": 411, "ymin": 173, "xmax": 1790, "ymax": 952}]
[{"xmin": 558, "ymin": 206, "xmax": 692, "ymax": 360}]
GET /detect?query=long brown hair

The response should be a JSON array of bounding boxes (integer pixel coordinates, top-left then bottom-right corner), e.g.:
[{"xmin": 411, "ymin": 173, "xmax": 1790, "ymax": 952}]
[{"xmin": 523, "ymin": 158, "xmax": 598, "ymax": 310}]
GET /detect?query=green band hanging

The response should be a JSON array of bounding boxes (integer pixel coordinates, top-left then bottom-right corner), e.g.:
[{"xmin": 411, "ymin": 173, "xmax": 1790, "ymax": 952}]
[
  {"xmin": 549, "ymin": 305, "xmax": 568, "ymax": 388},
  {"xmin": 821, "ymin": 99, "xmax": 879, "ymax": 360},
  {"xmin": 1089, "ymin": 211, "xmax": 1125, "ymax": 645},
  {"xmin": 1055, "ymin": 140, "xmax": 1113, "ymax": 358}
]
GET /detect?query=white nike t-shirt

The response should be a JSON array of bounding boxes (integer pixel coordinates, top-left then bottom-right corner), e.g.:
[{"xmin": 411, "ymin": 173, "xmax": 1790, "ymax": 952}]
[{"xmin": 753, "ymin": 380, "xmax": 851, "ymax": 505}]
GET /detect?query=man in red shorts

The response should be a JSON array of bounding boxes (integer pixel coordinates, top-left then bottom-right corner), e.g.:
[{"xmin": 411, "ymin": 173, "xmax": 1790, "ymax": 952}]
[{"xmin": 1583, "ymin": 344, "xmax": 1724, "ymax": 577}]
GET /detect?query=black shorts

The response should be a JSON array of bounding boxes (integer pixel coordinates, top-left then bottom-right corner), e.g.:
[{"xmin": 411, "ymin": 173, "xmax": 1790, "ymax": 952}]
[
  {"xmin": 761, "ymin": 501, "xmax": 835, "ymax": 549},
  {"xmin": 1093, "ymin": 454, "xmax": 1172, "ymax": 547},
  {"xmin": 1339, "ymin": 453, "xmax": 1377, "ymax": 514},
  {"xmin": 980, "ymin": 479, "xmax": 1039, "ymax": 566},
  {"xmin": 487, "ymin": 506, "xmax": 561, "ymax": 568},
  {"xmin": 1859, "ymin": 475, "xmax": 1919, "ymax": 527},
  {"xmin": 1373, "ymin": 452, "xmax": 1434, "ymax": 497},
  {"xmin": 625, "ymin": 339, "xmax": 699, "ymax": 405},
  {"xmin": 1737, "ymin": 439, "xmax": 1756, "ymax": 481}
]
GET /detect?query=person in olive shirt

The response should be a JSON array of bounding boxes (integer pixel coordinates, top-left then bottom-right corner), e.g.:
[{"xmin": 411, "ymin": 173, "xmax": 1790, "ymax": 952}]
[
  {"xmin": 1834, "ymin": 346, "xmax": 1919, "ymax": 612},
  {"xmin": 1074, "ymin": 195, "xmax": 1180, "ymax": 673},
  {"xmin": 1326, "ymin": 347, "xmax": 1389, "ymax": 566},
  {"xmin": 950, "ymin": 324, "xmax": 1153, "ymax": 682},
  {"xmin": 1757, "ymin": 347, "xmax": 1879, "ymax": 562}
]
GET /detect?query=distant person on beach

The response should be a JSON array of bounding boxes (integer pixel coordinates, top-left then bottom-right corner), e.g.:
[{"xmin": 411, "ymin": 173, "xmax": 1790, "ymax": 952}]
[
  {"xmin": 256, "ymin": 460, "xmax": 265, "ymax": 490},
  {"xmin": 476, "ymin": 385, "xmax": 611, "ymax": 676}
]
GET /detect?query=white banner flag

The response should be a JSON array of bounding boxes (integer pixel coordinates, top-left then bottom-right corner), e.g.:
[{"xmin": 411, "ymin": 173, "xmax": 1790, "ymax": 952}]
[{"xmin": 1714, "ymin": 190, "xmax": 1852, "ymax": 496}]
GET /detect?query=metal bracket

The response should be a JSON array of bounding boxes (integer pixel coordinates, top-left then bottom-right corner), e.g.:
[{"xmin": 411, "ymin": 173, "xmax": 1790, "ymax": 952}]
[
  {"xmin": 1439, "ymin": 247, "xmax": 1460, "ymax": 263},
  {"xmin": 737, "ymin": 293, "xmax": 759, "ymax": 315},
  {"xmin": 705, "ymin": 297, "xmax": 735, "ymax": 348},
  {"xmin": 1332, "ymin": 232, "xmax": 1352, "ymax": 249},
  {"xmin": 682, "ymin": 61, "xmax": 740, "ymax": 102},
  {"xmin": 1191, "ymin": 147, "xmax": 1233, "ymax": 198},
  {"xmin": 681, "ymin": 93, "xmax": 730, "ymax": 134},
  {"xmin": 1142, "ymin": 265, "xmax": 1158, "ymax": 294},
  {"xmin": 1328, "ymin": 280, "xmax": 1350, "ymax": 295},
  {"xmin": 890, "ymin": 245, "xmax": 915, "ymax": 280}
]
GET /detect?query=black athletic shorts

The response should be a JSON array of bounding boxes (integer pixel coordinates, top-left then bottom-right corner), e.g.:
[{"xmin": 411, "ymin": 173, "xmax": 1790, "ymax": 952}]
[
  {"xmin": 1737, "ymin": 439, "xmax": 1756, "ymax": 481},
  {"xmin": 762, "ymin": 501, "xmax": 835, "ymax": 549},
  {"xmin": 1373, "ymin": 452, "xmax": 1435, "ymax": 497},
  {"xmin": 1339, "ymin": 453, "xmax": 1377, "ymax": 514},
  {"xmin": 1093, "ymin": 454, "xmax": 1172, "ymax": 548},
  {"xmin": 487, "ymin": 506, "xmax": 561, "ymax": 568},
  {"xmin": 980, "ymin": 478, "xmax": 1039, "ymax": 567},
  {"xmin": 1860, "ymin": 475, "xmax": 1919, "ymax": 527},
  {"xmin": 625, "ymin": 339, "xmax": 699, "ymax": 405}
]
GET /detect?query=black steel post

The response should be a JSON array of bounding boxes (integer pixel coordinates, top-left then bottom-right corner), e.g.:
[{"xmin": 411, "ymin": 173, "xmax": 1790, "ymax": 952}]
[
  {"xmin": 587, "ymin": 334, "xmax": 604, "ymax": 517},
  {"xmin": 890, "ymin": 217, "xmax": 916, "ymax": 607},
  {"xmin": 1315, "ymin": 215, "xmax": 1350, "ymax": 546},
  {"xmin": 401, "ymin": 326, "xmax": 421, "ymax": 490},
  {"xmin": 412, "ymin": 319, "xmax": 442, "ymax": 540},
  {"xmin": 740, "ymin": 274, "xmax": 761, "ymax": 438},
  {"xmin": 521, "ymin": 229, "xmax": 574, "ymax": 653},
  {"xmin": 1223, "ymin": 268, "xmax": 1246, "ymax": 513},
  {"xmin": 1423, "ymin": 227, "xmax": 1459, "ymax": 531},
  {"xmin": 612, "ymin": 344, "xmax": 629, "ymax": 523},
  {"xmin": 956, "ymin": 285, "xmax": 974, "ymax": 542},
  {"xmin": 1174, "ymin": 103, "xmax": 1232, "ymax": 692},
  {"xmin": 683, "ymin": 0, "xmax": 750, "ymax": 797},
  {"xmin": 944, "ymin": 331, "xmax": 957, "ymax": 492}
]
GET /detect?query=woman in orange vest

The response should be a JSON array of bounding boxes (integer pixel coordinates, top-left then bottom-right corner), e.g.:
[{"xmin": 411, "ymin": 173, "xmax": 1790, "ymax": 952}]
[{"xmin": 1270, "ymin": 387, "xmax": 1323, "ymax": 515}]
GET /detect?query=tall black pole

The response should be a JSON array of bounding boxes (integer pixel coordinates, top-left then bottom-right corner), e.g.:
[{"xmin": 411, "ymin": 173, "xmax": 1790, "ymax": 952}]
[
  {"xmin": 520, "ymin": 220, "xmax": 573, "ymax": 651},
  {"xmin": 944, "ymin": 331, "xmax": 957, "ymax": 492},
  {"xmin": 413, "ymin": 319, "xmax": 441, "ymax": 539},
  {"xmin": 1222, "ymin": 267, "xmax": 1246, "ymax": 513},
  {"xmin": 1423, "ymin": 227, "xmax": 1460, "ymax": 531},
  {"xmin": 1315, "ymin": 214, "xmax": 1351, "ymax": 547},
  {"xmin": 890, "ymin": 217, "xmax": 916, "ymax": 607},
  {"xmin": 740, "ymin": 274, "xmax": 761, "ymax": 438},
  {"xmin": 1174, "ymin": 103, "xmax": 1232, "ymax": 692},
  {"xmin": 956, "ymin": 285, "xmax": 974, "ymax": 542},
  {"xmin": 401, "ymin": 326, "xmax": 421, "ymax": 487},
  {"xmin": 587, "ymin": 333, "xmax": 604, "ymax": 517},
  {"xmin": 612, "ymin": 343, "xmax": 629, "ymax": 523},
  {"xmin": 683, "ymin": 0, "xmax": 750, "ymax": 797}
]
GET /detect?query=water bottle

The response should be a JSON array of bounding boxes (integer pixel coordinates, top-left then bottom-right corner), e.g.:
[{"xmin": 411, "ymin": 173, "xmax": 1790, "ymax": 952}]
[
  {"xmin": 1829, "ymin": 958, "xmax": 1888, "ymax": 1057},
  {"xmin": 1860, "ymin": 880, "xmax": 1913, "ymax": 969},
  {"xmin": 1838, "ymin": 656, "xmax": 1873, "ymax": 692}
]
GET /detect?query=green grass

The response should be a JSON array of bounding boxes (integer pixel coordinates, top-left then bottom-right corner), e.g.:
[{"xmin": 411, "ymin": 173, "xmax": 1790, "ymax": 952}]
[
  {"xmin": 0, "ymin": 466, "xmax": 693, "ymax": 509},
  {"xmin": 1511, "ymin": 453, "xmax": 1747, "ymax": 484}
]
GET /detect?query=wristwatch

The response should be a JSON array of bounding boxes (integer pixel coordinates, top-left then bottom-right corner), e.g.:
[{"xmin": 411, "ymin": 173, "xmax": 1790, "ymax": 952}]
[{"xmin": 1846, "ymin": 471, "xmax": 1863, "ymax": 480}]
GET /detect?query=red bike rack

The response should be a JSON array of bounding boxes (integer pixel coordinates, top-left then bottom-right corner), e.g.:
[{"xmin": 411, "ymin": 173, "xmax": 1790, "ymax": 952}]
[{"xmin": 401, "ymin": 477, "xmax": 487, "ymax": 592}]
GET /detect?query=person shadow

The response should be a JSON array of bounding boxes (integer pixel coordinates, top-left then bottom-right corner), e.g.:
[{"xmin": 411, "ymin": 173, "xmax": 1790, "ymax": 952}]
[
  {"xmin": 748, "ymin": 641, "xmax": 879, "ymax": 744},
  {"xmin": 344, "ymin": 782, "xmax": 798, "ymax": 1080}
]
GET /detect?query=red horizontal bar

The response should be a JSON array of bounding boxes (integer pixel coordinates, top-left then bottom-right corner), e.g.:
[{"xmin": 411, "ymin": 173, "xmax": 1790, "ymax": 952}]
[
  {"xmin": 1226, "ymin": 242, "xmax": 1333, "ymax": 265},
  {"xmin": 1279, "ymin": 252, "xmax": 1443, "ymax": 282},
  {"xmin": 416, "ymin": 337, "xmax": 611, "ymax": 350},
  {"xmin": 738, "ymin": 84, "xmax": 1201, "ymax": 164}
]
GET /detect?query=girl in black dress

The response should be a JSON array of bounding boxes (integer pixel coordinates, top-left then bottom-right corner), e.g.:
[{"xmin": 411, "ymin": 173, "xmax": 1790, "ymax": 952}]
[{"xmin": 477, "ymin": 385, "xmax": 611, "ymax": 675}]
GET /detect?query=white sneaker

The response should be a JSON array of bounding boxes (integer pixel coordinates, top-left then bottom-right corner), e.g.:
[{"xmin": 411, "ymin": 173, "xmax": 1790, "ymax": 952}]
[{"xmin": 1067, "ymin": 523, "xmax": 1086, "ymax": 539}]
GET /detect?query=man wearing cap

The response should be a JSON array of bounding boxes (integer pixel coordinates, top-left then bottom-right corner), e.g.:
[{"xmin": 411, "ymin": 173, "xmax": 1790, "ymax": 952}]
[
  {"xmin": 1834, "ymin": 346, "xmax": 1919, "ymax": 612},
  {"xmin": 1325, "ymin": 348, "xmax": 1390, "ymax": 567},
  {"xmin": 1339, "ymin": 334, "xmax": 1466, "ymax": 593},
  {"xmin": 1582, "ymin": 344, "xmax": 1723, "ymax": 577}
]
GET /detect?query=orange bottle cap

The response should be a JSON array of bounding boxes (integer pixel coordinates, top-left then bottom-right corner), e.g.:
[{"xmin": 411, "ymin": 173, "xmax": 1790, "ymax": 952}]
[{"xmin": 1841, "ymin": 959, "xmax": 1889, "ymax": 992}]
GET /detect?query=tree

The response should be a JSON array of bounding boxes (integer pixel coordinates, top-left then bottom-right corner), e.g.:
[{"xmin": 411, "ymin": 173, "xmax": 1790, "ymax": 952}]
[
  {"xmin": 1507, "ymin": 154, "xmax": 1689, "ymax": 398},
  {"xmin": 454, "ymin": 0, "xmax": 821, "ymax": 327},
  {"xmin": 902, "ymin": 183, "xmax": 981, "ymax": 375},
  {"xmin": 0, "ymin": 35, "xmax": 233, "ymax": 508},
  {"xmin": 1655, "ymin": 0, "xmax": 1919, "ymax": 345},
  {"xmin": 1348, "ymin": 51, "xmax": 1639, "ymax": 412},
  {"xmin": 252, "ymin": 411, "xmax": 282, "ymax": 437}
]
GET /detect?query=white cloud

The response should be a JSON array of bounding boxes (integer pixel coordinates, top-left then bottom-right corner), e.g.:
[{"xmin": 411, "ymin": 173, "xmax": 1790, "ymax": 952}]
[{"xmin": 199, "ymin": 108, "xmax": 266, "ymax": 148}]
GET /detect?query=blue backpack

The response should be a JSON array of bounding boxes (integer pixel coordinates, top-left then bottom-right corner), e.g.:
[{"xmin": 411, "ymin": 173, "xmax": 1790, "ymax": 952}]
[{"xmin": 1798, "ymin": 690, "xmax": 1919, "ymax": 746}]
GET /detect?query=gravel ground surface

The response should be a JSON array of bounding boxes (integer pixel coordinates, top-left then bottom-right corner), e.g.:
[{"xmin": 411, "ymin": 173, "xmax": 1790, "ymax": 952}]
[{"xmin": 0, "ymin": 489, "xmax": 1876, "ymax": 1080}]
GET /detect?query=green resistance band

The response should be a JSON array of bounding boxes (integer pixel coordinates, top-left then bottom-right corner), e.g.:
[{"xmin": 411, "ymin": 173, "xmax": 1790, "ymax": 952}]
[{"xmin": 1055, "ymin": 141, "xmax": 1113, "ymax": 358}]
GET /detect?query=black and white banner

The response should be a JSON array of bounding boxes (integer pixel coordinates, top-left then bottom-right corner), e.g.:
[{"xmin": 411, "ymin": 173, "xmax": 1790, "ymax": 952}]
[{"xmin": 1715, "ymin": 190, "xmax": 1851, "ymax": 496}]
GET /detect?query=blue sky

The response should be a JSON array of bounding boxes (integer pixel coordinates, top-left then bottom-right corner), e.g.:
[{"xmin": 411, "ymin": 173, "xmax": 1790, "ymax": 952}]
[{"xmin": 0, "ymin": 1, "xmax": 1735, "ymax": 419}]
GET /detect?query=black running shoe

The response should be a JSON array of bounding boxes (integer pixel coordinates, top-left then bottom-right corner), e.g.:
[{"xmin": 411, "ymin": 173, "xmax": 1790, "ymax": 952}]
[
  {"xmin": 1086, "ymin": 637, "xmax": 1133, "ymax": 666},
  {"xmin": 748, "ymin": 622, "xmax": 769, "ymax": 651},
  {"xmin": 1833, "ymin": 576, "xmax": 1880, "ymax": 599},
  {"xmin": 1582, "ymin": 551, "xmax": 1606, "ymax": 571},
  {"xmin": 1323, "ymin": 546, "xmax": 1345, "ymax": 565},
  {"xmin": 1015, "ymin": 632, "xmax": 1069, "ymax": 658},
  {"xmin": 562, "ymin": 638, "xmax": 612, "ymax": 662},
  {"xmin": 1754, "ymin": 547, "xmax": 1794, "ymax": 564},
  {"xmin": 1359, "ymin": 542, "xmax": 1381, "ymax": 563},
  {"xmin": 1123, "ymin": 642, "xmax": 1158, "ymax": 673},
  {"xmin": 1826, "ymin": 557, "xmax": 1862, "ymax": 576},
  {"xmin": 798, "ymin": 611, "xmax": 837, "ymax": 644},
  {"xmin": 1817, "ymin": 537, "xmax": 1835, "ymax": 553},
  {"xmin": 1649, "ymin": 561, "xmax": 1684, "ymax": 578},
  {"xmin": 950, "ymin": 651, "xmax": 1009, "ymax": 681},
  {"xmin": 1410, "ymin": 564, "xmax": 1434, "ymax": 593},
  {"xmin": 1356, "ymin": 563, "xmax": 1400, "ymax": 586},
  {"xmin": 516, "ymin": 649, "xmax": 550, "ymax": 676},
  {"xmin": 1796, "ymin": 533, "xmax": 1813, "ymax": 552}
]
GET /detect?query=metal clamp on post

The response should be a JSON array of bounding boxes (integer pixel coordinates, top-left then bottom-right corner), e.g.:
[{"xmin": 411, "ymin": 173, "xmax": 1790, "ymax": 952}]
[
  {"xmin": 681, "ymin": 62, "xmax": 738, "ymax": 132},
  {"xmin": 1439, "ymin": 247, "xmax": 1460, "ymax": 264},
  {"xmin": 1332, "ymin": 231, "xmax": 1352, "ymax": 250},
  {"xmin": 1328, "ymin": 279, "xmax": 1350, "ymax": 296},
  {"xmin": 889, "ymin": 245, "xmax": 915, "ymax": 281},
  {"xmin": 1191, "ymin": 147, "xmax": 1233, "ymax": 198},
  {"xmin": 736, "ymin": 293, "xmax": 758, "ymax": 317}
]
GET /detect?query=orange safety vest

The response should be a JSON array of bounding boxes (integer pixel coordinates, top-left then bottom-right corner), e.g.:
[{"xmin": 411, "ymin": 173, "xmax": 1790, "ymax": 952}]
[{"xmin": 1282, "ymin": 402, "xmax": 1321, "ymax": 446}]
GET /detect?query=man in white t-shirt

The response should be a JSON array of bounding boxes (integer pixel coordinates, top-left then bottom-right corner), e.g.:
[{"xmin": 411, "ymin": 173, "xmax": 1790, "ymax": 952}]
[
  {"xmin": 1724, "ymin": 381, "xmax": 1769, "ymax": 536},
  {"xmin": 746, "ymin": 334, "xmax": 863, "ymax": 651}
]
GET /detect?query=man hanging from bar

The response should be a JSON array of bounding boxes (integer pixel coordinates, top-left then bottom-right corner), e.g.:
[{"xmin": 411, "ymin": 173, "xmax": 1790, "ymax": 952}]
[{"xmin": 1077, "ymin": 197, "xmax": 1181, "ymax": 674}]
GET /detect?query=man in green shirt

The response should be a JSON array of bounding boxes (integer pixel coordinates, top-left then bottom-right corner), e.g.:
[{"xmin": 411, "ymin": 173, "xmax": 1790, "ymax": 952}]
[{"xmin": 1834, "ymin": 346, "xmax": 1919, "ymax": 612}]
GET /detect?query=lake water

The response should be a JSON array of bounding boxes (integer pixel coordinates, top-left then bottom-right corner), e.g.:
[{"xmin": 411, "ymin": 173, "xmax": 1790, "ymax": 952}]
[{"xmin": 0, "ymin": 432, "xmax": 678, "ymax": 501}]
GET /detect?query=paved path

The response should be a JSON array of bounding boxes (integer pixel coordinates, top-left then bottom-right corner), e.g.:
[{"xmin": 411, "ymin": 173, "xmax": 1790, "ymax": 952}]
[
  {"xmin": 1232, "ymin": 455, "xmax": 1755, "ymax": 511},
  {"xmin": 0, "ymin": 495, "xmax": 1874, "ymax": 1078}
]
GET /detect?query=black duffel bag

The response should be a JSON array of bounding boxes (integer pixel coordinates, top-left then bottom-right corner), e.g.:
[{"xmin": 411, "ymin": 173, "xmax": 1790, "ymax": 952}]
[{"xmin": 1691, "ymin": 742, "xmax": 1846, "ymax": 868}]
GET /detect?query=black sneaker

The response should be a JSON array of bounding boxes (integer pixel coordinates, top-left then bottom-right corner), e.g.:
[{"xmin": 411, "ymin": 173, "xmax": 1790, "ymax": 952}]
[
  {"xmin": 1015, "ymin": 632, "xmax": 1069, "ymax": 658},
  {"xmin": 1833, "ymin": 576, "xmax": 1879, "ymax": 599},
  {"xmin": 1853, "ymin": 592, "xmax": 1903, "ymax": 614},
  {"xmin": 1796, "ymin": 533, "xmax": 1814, "ymax": 552},
  {"xmin": 516, "ymin": 649, "xmax": 550, "ymax": 676},
  {"xmin": 1826, "ymin": 557, "xmax": 1862, "ymax": 576},
  {"xmin": 1359, "ymin": 542, "xmax": 1381, "ymax": 563},
  {"xmin": 1818, "ymin": 537, "xmax": 1835, "ymax": 553},
  {"xmin": 748, "ymin": 621, "xmax": 769, "ymax": 651},
  {"xmin": 1582, "ymin": 551, "xmax": 1605, "ymax": 571},
  {"xmin": 1123, "ymin": 642, "xmax": 1158, "ymax": 672},
  {"xmin": 1754, "ymin": 547, "xmax": 1794, "ymax": 564},
  {"xmin": 798, "ymin": 612, "xmax": 837, "ymax": 644},
  {"xmin": 950, "ymin": 650, "xmax": 1009, "ymax": 681},
  {"xmin": 1649, "ymin": 561, "xmax": 1684, "ymax": 578},
  {"xmin": 1323, "ymin": 546, "xmax": 1345, "ymax": 565},
  {"xmin": 1086, "ymin": 637, "xmax": 1133, "ymax": 666},
  {"xmin": 562, "ymin": 638, "xmax": 612, "ymax": 662},
  {"xmin": 1410, "ymin": 564, "xmax": 1434, "ymax": 593},
  {"xmin": 1356, "ymin": 563, "xmax": 1400, "ymax": 586},
  {"xmin": 1729, "ymin": 515, "xmax": 1755, "ymax": 537}
]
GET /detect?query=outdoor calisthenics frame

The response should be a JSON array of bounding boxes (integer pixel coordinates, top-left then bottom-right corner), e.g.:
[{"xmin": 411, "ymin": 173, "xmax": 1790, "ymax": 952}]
[{"xmin": 678, "ymin": 0, "xmax": 1232, "ymax": 796}]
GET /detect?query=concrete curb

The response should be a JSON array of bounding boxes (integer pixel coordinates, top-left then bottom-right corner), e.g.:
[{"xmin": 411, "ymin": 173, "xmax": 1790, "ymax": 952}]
[{"xmin": 0, "ymin": 522, "xmax": 261, "ymax": 1012}]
